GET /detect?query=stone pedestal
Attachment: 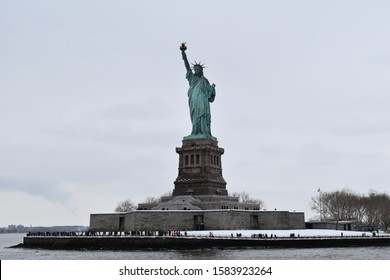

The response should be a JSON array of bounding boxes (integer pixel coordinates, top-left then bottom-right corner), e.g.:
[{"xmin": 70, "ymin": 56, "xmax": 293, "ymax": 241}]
[{"xmin": 173, "ymin": 138, "xmax": 227, "ymax": 196}]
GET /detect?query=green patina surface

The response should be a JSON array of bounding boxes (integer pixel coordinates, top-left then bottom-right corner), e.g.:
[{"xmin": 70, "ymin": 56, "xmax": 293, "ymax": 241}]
[{"xmin": 181, "ymin": 43, "xmax": 217, "ymax": 141}]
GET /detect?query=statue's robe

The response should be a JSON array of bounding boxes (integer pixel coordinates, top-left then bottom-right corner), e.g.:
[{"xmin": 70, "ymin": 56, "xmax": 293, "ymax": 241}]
[{"xmin": 186, "ymin": 70, "xmax": 215, "ymax": 138}]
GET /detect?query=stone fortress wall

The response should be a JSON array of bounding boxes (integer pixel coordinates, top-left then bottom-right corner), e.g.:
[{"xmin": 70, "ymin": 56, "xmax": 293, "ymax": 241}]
[{"xmin": 90, "ymin": 210, "xmax": 305, "ymax": 232}]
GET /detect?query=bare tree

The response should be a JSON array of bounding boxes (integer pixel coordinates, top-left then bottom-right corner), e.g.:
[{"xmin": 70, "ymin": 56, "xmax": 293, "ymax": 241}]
[
  {"xmin": 329, "ymin": 189, "xmax": 360, "ymax": 221},
  {"xmin": 364, "ymin": 190, "xmax": 390, "ymax": 231},
  {"xmin": 310, "ymin": 188, "xmax": 390, "ymax": 231},
  {"xmin": 311, "ymin": 189, "xmax": 362, "ymax": 221},
  {"xmin": 350, "ymin": 194, "xmax": 367, "ymax": 224},
  {"xmin": 161, "ymin": 190, "xmax": 173, "ymax": 197},
  {"xmin": 141, "ymin": 190, "xmax": 173, "ymax": 204},
  {"xmin": 142, "ymin": 196, "xmax": 160, "ymax": 204},
  {"xmin": 232, "ymin": 191, "xmax": 265, "ymax": 209},
  {"xmin": 381, "ymin": 194, "xmax": 390, "ymax": 233},
  {"xmin": 114, "ymin": 199, "xmax": 137, "ymax": 212},
  {"xmin": 311, "ymin": 191, "xmax": 331, "ymax": 221}
]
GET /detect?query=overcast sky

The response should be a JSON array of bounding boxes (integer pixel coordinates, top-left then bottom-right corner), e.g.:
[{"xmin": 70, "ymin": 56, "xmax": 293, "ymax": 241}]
[{"xmin": 1, "ymin": 0, "xmax": 390, "ymax": 227}]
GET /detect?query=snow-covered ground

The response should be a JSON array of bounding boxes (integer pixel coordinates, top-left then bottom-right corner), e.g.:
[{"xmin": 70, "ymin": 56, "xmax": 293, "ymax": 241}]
[{"xmin": 185, "ymin": 229, "xmax": 390, "ymax": 238}]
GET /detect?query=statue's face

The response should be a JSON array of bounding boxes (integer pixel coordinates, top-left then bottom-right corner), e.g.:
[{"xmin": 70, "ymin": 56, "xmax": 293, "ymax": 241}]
[{"xmin": 194, "ymin": 65, "xmax": 203, "ymax": 76}]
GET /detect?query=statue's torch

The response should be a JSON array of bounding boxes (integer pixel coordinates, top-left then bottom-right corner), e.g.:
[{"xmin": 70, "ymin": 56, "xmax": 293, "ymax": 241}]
[{"xmin": 180, "ymin": 41, "xmax": 187, "ymax": 51}]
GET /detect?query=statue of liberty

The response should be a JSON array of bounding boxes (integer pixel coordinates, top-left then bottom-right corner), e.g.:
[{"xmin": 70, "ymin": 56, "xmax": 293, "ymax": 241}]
[{"xmin": 180, "ymin": 42, "xmax": 216, "ymax": 140}]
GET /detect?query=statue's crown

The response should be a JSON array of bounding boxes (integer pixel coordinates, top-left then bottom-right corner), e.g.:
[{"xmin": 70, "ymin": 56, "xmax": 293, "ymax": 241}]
[{"xmin": 191, "ymin": 61, "xmax": 206, "ymax": 69}]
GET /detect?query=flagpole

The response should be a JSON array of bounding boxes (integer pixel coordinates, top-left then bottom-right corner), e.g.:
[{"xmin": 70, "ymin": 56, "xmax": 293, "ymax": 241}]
[{"xmin": 318, "ymin": 188, "xmax": 322, "ymax": 221}]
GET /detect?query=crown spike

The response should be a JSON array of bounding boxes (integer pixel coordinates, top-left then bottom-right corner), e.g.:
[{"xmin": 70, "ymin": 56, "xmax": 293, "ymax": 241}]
[{"xmin": 191, "ymin": 60, "xmax": 207, "ymax": 70}]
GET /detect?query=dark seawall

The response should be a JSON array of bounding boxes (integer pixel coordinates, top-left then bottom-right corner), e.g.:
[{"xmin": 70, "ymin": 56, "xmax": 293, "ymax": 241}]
[{"xmin": 22, "ymin": 235, "xmax": 390, "ymax": 250}]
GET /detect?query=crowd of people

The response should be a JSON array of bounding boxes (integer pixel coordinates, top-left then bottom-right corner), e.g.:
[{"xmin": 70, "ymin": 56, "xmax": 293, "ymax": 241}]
[
  {"xmin": 26, "ymin": 231, "xmax": 84, "ymax": 237},
  {"xmin": 26, "ymin": 230, "xmax": 188, "ymax": 237}
]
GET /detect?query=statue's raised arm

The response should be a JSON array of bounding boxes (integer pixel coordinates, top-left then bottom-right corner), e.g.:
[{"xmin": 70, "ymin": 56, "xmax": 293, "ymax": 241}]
[
  {"xmin": 179, "ymin": 42, "xmax": 217, "ymax": 141},
  {"xmin": 180, "ymin": 42, "xmax": 191, "ymax": 72}
]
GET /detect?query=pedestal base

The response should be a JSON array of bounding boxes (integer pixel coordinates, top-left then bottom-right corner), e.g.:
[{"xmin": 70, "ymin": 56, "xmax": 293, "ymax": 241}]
[{"xmin": 173, "ymin": 138, "xmax": 227, "ymax": 196}]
